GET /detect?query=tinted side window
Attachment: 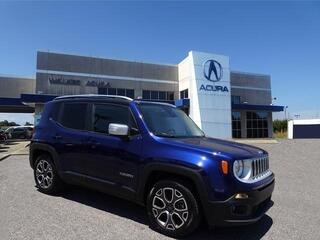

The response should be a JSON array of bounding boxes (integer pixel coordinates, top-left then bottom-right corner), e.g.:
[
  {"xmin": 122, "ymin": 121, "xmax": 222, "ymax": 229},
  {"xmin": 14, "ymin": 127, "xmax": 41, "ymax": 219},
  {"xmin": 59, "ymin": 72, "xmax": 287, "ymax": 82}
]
[
  {"xmin": 13, "ymin": 128, "xmax": 24, "ymax": 132},
  {"xmin": 59, "ymin": 103, "xmax": 87, "ymax": 130},
  {"xmin": 50, "ymin": 102, "xmax": 61, "ymax": 121},
  {"xmin": 93, "ymin": 104, "xmax": 137, "ymax": 134}
]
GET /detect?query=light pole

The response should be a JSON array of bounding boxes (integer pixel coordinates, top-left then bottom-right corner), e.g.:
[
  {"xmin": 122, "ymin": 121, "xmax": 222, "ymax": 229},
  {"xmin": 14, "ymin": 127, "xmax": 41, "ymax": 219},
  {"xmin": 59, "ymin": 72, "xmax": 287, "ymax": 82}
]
[{"xmin": 284, "ymin": 106, "xmax": 288, "ymax": 120}]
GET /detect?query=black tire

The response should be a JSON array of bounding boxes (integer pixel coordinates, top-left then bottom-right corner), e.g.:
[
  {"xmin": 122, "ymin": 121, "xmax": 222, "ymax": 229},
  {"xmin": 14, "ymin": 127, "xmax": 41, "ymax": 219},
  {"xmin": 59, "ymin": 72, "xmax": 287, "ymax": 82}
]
[
  {"xmin": 147, "ymin": 180, "xmax": 201, "ymax": 238},
  {"xmin": 33, "ymin": 154, "xmax": 64, "ymax": 194}
]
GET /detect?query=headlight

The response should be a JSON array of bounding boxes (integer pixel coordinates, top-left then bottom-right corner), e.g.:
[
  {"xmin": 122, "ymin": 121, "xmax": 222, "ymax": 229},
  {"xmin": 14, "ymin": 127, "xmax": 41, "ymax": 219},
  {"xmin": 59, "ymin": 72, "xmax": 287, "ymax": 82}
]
[
  {"xmin": 233, "ymin": 160, "xmax": 244, "ymax": 178},
  {"xmin": 233, "ymin": 157, "xmax": 271, "ymax": 183}
]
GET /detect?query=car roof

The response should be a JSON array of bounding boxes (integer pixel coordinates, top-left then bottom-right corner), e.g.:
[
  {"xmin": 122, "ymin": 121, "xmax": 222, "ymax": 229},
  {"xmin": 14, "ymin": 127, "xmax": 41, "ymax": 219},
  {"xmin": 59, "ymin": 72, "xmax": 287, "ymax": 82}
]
[
  {"xmin": 53, "ymin": 94, "xmax": 132, "ymax": 105},
  {"xmin": 52, "ymin": 94, "xmax": 176, "ymax": 107},
  {"xmin": 54, "ymin": 94, "xmax": 132, "ymax": 101}
]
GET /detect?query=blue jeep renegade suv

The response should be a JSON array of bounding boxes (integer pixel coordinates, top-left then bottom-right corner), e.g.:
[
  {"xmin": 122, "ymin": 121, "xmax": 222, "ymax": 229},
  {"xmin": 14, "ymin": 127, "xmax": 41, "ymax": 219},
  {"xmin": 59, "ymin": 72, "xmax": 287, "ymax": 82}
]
[{"xmin": 30, "ymin": 95, "xmax": 274, "ymax": 238}]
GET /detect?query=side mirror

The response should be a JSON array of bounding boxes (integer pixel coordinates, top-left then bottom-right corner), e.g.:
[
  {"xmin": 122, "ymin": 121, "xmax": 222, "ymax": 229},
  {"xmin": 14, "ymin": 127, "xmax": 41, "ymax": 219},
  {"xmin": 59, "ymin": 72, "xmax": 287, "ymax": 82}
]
[{"xmin": 108, "ymin": 123, "xmax": 129, "ymax": 136}]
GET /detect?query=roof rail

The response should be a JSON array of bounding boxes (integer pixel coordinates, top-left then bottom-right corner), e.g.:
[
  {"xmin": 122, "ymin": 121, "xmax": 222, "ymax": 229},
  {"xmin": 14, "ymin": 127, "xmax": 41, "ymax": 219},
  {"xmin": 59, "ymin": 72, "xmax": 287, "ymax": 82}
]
[
  {"xmin": 54, "ymin": 94, "xmax": 133, "ymax": 101},
  {"xmin": 134, "ymin": 99, "xmax": 176, "ymax": 107}
]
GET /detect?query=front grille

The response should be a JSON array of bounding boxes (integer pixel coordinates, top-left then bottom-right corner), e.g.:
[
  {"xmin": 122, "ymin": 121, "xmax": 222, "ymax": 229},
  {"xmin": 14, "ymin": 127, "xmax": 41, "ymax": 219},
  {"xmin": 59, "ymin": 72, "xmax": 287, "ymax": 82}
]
[{"xmin": 251, "ymin": 156, "xmax": 269, "ymax": 178}]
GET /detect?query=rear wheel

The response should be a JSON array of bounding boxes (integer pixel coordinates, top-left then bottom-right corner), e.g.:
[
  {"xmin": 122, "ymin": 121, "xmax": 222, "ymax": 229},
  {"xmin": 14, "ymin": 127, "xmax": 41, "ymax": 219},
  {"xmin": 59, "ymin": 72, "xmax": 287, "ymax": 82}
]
[
  {"xmin": 147, "ymin": 180, "xmax": 201, "ymax": 238},
  {"xmin": 34, "ymin": 154, "xmax": 63, "ymax": 194}
]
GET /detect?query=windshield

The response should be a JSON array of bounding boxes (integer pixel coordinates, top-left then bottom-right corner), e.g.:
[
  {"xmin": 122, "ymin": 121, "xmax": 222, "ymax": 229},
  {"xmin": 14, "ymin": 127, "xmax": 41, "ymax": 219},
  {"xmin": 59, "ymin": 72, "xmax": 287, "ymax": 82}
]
[{"xmin": 138, "ymin": 103, "xmax": 205, "ymax": 138}]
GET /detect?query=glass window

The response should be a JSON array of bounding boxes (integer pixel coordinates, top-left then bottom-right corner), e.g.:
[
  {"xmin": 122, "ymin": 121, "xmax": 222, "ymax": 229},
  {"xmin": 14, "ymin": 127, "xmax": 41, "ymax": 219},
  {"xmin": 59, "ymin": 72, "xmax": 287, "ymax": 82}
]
[
  {"xmin": 232, "ymin": 112, "xmax": 241, "ymax": 138},
  {"xmin": 231, "ymin": 95, "xmax": 241, "ymax": 104},
  {"xmin": 98, "ymin": 88, "xmax": 134, "ymax": 98},
  {"xmin": 117, "ymin": 88, "xmax": 126, "ymax": 96},
  {"xmin": 60, "ymin": 103, "xmax": 87, "ymax": 130},
  {"xmin": 246, "ymin": 111, "xmax": 269, "ymax": 138},
  {"xmin": 159, "ymin": 91, "xmax": 166, "ymax": 100},
  {"xmin": 180, "ymin": 89, "xmax": 189, "ymax": 99},
  {"xmin": 93, "ymin": 104, "xmax": 137, "ymax": 134},
  {"xmin": 151, "ymin": 91, "xmax": 158, "ymax": 100},
  {"xmin": 107, "ymin": 88, "xmax": 116, "ymax": 95},
  {"xmin": 142, "ymin": 90, "xmax": 150, "ymax": 100},
  {"xmin": 126, "ymin": 89, "xmax": 134, "ymax": 99},
  {"xmin": 13, "ymin": 128, "xmax": 24, "ymax": 133},
  {"xmin": 138, "ymin": 103, "xmax": 204, "ymax": 138},
  {"xmin": 50, "ymin": 102, "xmax": 61, "ymax": 121},
  {"xmin": 98, "ymin": 88, "xmax": 107, "ymax": 94},
  {"xmin": 142, "ymin": 90, "xmax": 175, "ymax": 101},
  {"xmin": 167, "ymin": 92, "xmax": 174, "ymax": 100}
]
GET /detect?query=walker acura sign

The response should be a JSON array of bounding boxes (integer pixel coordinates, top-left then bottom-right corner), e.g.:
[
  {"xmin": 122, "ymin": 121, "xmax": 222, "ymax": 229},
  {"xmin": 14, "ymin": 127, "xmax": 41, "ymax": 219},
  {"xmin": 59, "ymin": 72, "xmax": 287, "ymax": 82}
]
[
  {"xmin": 48, "ymin": 75, "xmax": 111, "ymax": 88},
  {"xmin": 200, "ymin": 59, "xmax": 229, "ymax": 92},
  {"xmin": 49, "ymin": 76, "xmax": 80, "ymax": 86}
]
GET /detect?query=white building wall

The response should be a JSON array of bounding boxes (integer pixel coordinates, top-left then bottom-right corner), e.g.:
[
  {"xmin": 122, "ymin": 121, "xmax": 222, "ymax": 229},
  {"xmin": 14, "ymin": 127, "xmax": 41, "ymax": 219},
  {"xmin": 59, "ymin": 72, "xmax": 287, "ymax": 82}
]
[{"xmin": 178, "ymin": 51, "xmax": 232, "ymax": 138}]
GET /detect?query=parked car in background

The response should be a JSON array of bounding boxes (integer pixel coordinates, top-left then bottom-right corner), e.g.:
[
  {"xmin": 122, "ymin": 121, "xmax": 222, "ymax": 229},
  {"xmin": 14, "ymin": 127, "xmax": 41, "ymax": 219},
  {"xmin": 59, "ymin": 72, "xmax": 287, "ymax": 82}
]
[
  {"xmin": 5, "ymin": 126, "xmax": 33, "ymax": 139},
  {"xmin": 25, "ymin": 126, "xmax": 34, "ymax": 139},
  {"xmin": 4, "ymin": 127, "xmax": 13, "ymax": 139},
  {"xmin": 6, "ymin": 127, "xmax": 29, "ymax": 139},
  {"xmin": 0, "ymin": 129, "xmax": 7, "ymax": 143}
]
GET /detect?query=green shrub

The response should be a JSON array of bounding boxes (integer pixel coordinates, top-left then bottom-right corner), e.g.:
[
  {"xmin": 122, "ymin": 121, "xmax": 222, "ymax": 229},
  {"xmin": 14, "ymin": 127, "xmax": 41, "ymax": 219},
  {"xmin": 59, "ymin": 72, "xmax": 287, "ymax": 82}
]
[{"xmin": 273, "ymin": 119, "xmax": 287, "ymax": 133}]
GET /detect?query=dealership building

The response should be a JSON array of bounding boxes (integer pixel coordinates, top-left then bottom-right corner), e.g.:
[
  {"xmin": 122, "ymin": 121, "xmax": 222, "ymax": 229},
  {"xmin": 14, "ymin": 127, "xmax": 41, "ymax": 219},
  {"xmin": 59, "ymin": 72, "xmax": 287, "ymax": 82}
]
[{"xmin": 0, "ymin": 50, "xmax": 284, "ymax": 138}]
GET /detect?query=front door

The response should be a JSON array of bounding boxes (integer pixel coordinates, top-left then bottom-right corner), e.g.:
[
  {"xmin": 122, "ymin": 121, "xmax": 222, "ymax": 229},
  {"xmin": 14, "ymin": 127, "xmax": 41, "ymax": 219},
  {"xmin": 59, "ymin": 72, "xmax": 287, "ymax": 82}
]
[{"xmin": 85, "ymin": 103, "xmax": 142, "ymax": 194}]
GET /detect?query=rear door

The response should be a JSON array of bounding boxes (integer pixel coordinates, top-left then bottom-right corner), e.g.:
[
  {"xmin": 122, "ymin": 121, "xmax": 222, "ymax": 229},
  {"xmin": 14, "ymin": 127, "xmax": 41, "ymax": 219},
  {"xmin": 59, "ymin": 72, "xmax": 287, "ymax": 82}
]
[
  {"xmin": 85, "ymin": 102, "xmax": 142, "ymax": 194},
  {"xmin": 53, "ymin": 102, "xmax": 91, "ymax": 175},
  {"xmin": 12, "ymin": 128, "xmax": 25, "ymax": 138}
]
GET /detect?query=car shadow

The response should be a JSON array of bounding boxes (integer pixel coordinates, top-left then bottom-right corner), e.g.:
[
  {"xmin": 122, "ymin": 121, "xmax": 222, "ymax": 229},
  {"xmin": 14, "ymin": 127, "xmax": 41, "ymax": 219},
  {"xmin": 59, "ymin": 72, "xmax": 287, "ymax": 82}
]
[
  {"xmin": 186, "ymin": 215, "xmax": 273, "ymax": 240},
  {"xmin": 59, "ymin": 186, "xmax": 149, "ymax": 225},
  {"xmin": 56, "ymin": 186, "xmax": 273, "ymax": 239}
]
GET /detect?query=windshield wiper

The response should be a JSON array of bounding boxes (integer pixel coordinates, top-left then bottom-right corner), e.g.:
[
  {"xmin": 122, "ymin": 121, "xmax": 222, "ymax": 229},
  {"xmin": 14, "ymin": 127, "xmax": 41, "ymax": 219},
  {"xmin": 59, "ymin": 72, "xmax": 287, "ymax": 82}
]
[{"xmin": 154, "ymin": 132, "xmax": 178, "ymax": 138}]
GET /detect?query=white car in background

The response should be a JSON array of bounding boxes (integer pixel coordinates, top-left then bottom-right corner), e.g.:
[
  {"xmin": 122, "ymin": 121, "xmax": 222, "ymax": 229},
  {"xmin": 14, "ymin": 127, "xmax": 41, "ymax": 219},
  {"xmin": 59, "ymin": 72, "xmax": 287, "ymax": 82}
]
[{"xmin": 4, "ymin": 126, "xmax": 34, "ymax": 139}]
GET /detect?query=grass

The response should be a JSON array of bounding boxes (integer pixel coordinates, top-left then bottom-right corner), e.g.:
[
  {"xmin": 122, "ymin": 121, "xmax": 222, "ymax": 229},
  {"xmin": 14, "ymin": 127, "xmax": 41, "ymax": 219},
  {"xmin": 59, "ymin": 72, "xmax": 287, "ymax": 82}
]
[{"xmin": 273, "ymin": 131, "xmax": 288, "ymax": 139}]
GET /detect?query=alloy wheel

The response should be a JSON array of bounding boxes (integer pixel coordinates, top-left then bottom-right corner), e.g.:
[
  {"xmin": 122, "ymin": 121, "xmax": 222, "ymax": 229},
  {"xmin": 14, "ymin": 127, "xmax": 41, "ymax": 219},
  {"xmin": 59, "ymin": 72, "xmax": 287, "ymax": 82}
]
[
  {"xmin": 35, "ymin": 160, "xmax": 53, "ymax": 189},
  {"xmin": 152, "ymin": 187, "xmax": 189, "ymax": 230}
]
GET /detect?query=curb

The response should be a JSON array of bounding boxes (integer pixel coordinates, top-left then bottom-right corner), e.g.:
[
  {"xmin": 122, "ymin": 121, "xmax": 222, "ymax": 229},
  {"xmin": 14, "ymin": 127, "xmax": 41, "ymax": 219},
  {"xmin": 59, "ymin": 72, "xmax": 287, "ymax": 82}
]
[
  {"xmin": 0, "ymin": 153, "xmax": 29, "ymax": 161},
  {"xmin": 233, "ymin": 139, "xmax": 279, "ymax": 144},
  {"xmin": 0, "ymin": 154, "xmax": 10, "ymax": 161}
]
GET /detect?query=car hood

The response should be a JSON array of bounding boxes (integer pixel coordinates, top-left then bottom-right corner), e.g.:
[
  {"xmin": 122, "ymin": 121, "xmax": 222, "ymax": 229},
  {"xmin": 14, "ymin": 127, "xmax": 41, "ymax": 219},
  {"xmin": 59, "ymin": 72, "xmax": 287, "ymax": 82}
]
[{"xmin": 161, "ymin": 137, "xmax": 267, "ymax": 159}]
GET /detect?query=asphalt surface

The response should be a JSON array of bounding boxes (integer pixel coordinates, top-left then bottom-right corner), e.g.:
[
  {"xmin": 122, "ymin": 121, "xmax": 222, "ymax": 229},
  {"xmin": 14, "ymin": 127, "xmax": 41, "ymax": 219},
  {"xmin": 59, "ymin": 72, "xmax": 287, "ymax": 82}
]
[
  {"xmin": 0, "ymin": 141, "xmax": 29, "ymax": 160},
  {"xmin": 0, "ymin": 139, "xmax": 320, "ymax": 240}
]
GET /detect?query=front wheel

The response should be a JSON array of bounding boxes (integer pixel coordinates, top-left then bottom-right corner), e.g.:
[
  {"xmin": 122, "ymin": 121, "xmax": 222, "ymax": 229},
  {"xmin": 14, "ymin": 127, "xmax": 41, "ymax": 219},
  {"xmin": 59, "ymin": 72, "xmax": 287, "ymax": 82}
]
[{"xmin": 147, "ymin": 180, "xmax": 201, "ymax": 238}]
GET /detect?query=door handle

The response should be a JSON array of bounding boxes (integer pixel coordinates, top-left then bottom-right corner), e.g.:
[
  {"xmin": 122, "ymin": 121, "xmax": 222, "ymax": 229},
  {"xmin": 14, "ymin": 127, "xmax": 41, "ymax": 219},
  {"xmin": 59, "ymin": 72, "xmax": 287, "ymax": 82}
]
[
  {"xmin": 52, "ymin": 135, "xmax": 62, "ymax": 140},
  {"xmin": 88, "ymin": 140, "xmax": 101, "ymax": 148}
]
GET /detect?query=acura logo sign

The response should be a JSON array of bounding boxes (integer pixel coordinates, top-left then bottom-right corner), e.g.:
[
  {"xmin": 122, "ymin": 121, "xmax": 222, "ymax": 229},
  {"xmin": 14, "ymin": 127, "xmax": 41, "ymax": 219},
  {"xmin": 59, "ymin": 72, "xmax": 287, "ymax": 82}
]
[
  {"xmin": 203, "ymin": 60, "xmax": 223, "ymax": 82},
  {"xmin": 200, "ymin": 59, "xmax": 228, "ymax": 92}
]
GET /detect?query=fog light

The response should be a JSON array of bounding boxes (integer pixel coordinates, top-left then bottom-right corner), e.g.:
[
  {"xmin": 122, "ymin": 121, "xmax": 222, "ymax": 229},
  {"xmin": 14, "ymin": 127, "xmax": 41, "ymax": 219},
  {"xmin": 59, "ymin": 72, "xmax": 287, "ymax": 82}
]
[{"xmin": 235, "ymin": 193, "xmax": 249, "ymax": 199}]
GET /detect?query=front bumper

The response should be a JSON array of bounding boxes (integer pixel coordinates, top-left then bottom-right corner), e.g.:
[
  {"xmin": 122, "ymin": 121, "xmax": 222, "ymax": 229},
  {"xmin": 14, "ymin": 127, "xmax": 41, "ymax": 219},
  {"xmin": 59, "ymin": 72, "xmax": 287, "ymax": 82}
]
[{"xmin": 204, "ymin": 178, "xmax": 275, "ymax": 227}]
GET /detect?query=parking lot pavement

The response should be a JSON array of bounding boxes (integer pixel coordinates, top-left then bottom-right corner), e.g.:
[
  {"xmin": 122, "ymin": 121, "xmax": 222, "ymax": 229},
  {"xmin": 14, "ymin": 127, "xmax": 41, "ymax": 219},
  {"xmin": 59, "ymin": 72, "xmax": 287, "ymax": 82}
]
[
  {"xmin": 0, "ymin": 139, "xmax": 320, "ymax": 240},
  {"xmin": 0, "ymin": 140, "xmax": 29, "ymax": 160}
]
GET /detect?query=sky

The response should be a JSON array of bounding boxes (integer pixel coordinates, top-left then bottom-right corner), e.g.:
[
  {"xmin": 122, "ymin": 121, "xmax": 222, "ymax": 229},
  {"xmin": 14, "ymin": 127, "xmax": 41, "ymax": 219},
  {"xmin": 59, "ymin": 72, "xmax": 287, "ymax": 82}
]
[{"xmin": 0, "ymin": 1, "xmax": 320, "ymax": 124}]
